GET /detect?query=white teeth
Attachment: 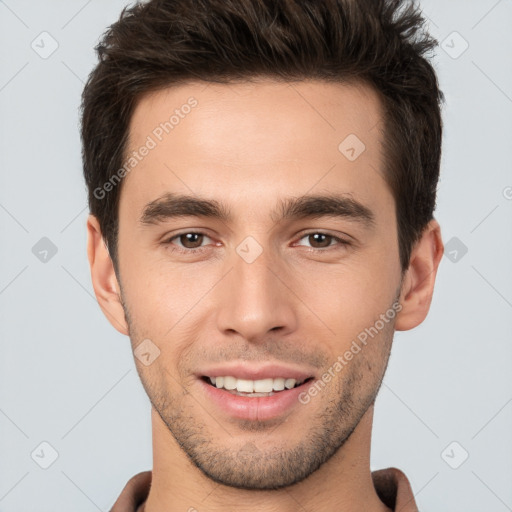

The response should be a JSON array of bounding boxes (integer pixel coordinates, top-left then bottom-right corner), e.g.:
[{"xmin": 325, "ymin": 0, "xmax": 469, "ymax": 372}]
[
  {"xmin": 253, "ymin": 378, "xmax": 274, "ymax": 393},
  {"xmin": 273, "ymin": 377, "xmax": 285, "ymax": 391},
  {"xmin": 284, "ymin": 378, "xmax": 296, "ymax": 389},
  {"xmin": 236, "ymin": 379, "xmax": 254, "ymax": 393},
  {"xmin": 206, "ymin": 376, "xmax": 305, "ymax": 393},
  {"xmin": 223, "ymin": 375, "xmax": 237, "ymax": 390}
]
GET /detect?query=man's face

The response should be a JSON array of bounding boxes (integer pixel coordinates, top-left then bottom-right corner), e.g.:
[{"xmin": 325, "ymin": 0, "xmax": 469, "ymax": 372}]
[{"xmin": 116, "ymin": 80, "xmax": 403, "ymax": 489}]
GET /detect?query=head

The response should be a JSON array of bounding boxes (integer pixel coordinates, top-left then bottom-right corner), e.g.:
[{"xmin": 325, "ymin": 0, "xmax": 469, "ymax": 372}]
[{"xmin": 83, "ymin": 0, "xmax": 444, "ymax": 491}]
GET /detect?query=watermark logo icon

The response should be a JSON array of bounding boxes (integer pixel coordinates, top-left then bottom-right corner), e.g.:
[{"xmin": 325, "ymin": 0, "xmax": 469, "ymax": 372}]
[
  {"xmin": 236, "ymin": 236, "xmax": 263, "ymax": 264},
  {"xmin": 338, "ymin": 134, "xmax": 366, "ymax": 162},
  {"xmin": 31, "ymin": 31, "xmax": 59, "ymax": 59},
  {"xmin": 32, "ymin": 237, "xmax": 58, "ymax": 263},
  {"xmin": 134, "ymin": 338, "xmax": 161, "ymax": 366},
  {"xmin": 441, "ymin": 441, "xmax": 469, "ymax": 469},
  {"xmin": 31, "ymin": 441, "xmax": 59, "ymax": 469},
  {"xmin": 441, "ymin": 31, "xmax": 469, "ymax": 60},
  {"xmin": 444, "ymin": 236, "xmax": 468, "ymax": 263}
]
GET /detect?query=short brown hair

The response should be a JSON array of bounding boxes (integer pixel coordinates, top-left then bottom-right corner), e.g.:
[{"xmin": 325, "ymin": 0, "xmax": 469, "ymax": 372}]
[{"xmin": 81, "ymin": 0, "xmax": 443, "ymax": 272}]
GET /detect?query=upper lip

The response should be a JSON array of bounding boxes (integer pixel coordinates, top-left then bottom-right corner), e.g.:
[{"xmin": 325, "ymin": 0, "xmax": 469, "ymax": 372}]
[{"xmin": 196, "ymin": 363, "xmax": 315, "ymax": 381}]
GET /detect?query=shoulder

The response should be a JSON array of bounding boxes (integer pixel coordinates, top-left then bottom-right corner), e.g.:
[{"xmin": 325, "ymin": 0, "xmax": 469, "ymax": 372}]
[
  {"xmin": 372, "ymin": 467, "xmax": 418, "ymax": 512},
  {"xmin": 110, "ymin": 471, "xmax": 152, "ymax": 512}
]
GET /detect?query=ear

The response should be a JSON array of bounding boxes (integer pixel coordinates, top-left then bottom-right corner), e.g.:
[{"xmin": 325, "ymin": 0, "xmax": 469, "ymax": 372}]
[
  {"xmin": 86, "ymin": 215, "xmax": 129, "ymax": 335},
  {"xmin": 395, "ymin": 219, "xmax": 444, "ymax": 331}
]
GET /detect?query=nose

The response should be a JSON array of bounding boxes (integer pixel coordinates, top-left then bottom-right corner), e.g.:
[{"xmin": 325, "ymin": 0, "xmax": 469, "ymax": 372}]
[{"xmin": 214, "ymin": 246, "xmax": 298, "ymax": 342}]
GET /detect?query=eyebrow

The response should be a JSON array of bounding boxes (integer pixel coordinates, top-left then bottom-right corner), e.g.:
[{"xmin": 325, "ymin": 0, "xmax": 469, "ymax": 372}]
[
  {"xmin": 272, "ymin": 194, "xmax": 375, "ymax": 228},
  {"xmin": 140, "ymin": 193, "xmax": 230, "ymax": 225},
  {"xmin": 139, "ymin": 192, "xmax": 375, "ymax": 228}
]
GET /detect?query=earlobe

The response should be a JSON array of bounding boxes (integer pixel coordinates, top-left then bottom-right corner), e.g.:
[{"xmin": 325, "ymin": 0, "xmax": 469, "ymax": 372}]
[
  {"xmin": 86, "ymin": 215, "xmax": 129, "ymax": 335},
  {"xmin": 395, "ymin": 219, "xmax": 444, "ymax": 331}
]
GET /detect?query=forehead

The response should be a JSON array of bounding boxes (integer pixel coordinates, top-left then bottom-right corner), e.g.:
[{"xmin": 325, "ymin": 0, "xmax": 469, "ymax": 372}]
[{"xmin": 122, "ymin": 79, "xmax": 390, "ymax": 217}]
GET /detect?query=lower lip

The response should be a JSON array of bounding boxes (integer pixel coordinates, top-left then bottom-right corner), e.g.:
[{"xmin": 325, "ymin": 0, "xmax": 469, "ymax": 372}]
[{"xmin": 198, "ymin": 378, "xmax": 312, "ymax": 421}]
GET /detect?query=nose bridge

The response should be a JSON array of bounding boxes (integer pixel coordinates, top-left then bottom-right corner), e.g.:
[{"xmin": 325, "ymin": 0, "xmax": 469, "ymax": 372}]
[{"xmin": 215, "ymin": 242, "xmax": 297, "ymax": 340}]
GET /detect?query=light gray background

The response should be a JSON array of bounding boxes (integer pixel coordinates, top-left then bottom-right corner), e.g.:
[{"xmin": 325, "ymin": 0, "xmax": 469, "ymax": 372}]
[{"xmin": 0, "ymin": 0, "xmax": 511, "ymax": 510}]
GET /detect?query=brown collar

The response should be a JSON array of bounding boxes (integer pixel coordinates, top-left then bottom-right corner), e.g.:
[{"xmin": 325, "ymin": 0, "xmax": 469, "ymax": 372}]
[{"xmin": 111, "ymin": 467, "xmax": 418, "ymax": 512}]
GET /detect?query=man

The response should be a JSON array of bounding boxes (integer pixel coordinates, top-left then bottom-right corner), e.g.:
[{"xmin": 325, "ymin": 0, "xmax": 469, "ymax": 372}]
[{"xmin": 81, "ymin": 0, "xmax": 444, "ymax": 510}]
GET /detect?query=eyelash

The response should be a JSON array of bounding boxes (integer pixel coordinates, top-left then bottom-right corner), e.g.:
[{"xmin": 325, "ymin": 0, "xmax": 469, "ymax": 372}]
[
  {"xmin": 294, "ymin": 232, "xmax": 352, "ymax": 251},
  {"xmin": 163, "ymin": 231, "xmax": 216, "ymax": 255},
  {"xmin": 162, "ymin": 231, "xmax": 351, "ymax": 254}
]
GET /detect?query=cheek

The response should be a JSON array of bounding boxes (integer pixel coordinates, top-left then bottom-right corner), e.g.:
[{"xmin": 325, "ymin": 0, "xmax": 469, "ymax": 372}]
[
  {"xmin": 295, "ymin": 255, "xmax": 400, "ymax": 339},
  {"xmin": 120, "ymin": 262, "xmax": 230, "ymax": 378},
  {"xmin": 119, "ymin": 244, "xmax": 215, "ymax": 332}
]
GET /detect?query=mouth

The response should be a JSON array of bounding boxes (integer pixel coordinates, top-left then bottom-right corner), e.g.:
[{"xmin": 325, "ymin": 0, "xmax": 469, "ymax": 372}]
[
  {"xmin": 195, "ymin": 363, "xmax": 318, "ymax": 420},
  {"xmin": 200, "ymin": 375, "xmax": 315, "ymax": 397}
]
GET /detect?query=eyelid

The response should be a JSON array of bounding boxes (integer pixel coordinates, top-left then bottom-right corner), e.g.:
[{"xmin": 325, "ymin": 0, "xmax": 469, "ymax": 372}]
[
  {"xmin": 293, "ymin": 230, "xmax": 352, "ymax": 249},
  {"xmin": 161, "ymin": 229, "xmax": 352, "ymax": 254},
  {"xmin": 163, "ymin": 230, "xmax": 216, "ymax": 252}
]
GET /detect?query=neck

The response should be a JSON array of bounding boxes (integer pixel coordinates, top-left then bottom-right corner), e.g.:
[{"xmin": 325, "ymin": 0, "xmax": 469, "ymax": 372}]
[{"xmin": 142, "ymin": 405, "xmax": 391, "ymax": 512}]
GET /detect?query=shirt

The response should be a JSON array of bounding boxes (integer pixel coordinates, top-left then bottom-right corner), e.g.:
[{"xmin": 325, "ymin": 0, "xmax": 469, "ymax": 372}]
[{"xmin": 110, "ymin": 467, "xmax": 418, "ymax": 511}]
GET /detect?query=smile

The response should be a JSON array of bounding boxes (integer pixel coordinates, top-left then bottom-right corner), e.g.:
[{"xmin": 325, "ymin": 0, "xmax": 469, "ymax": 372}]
[{"xmin": 202, "ymin": 376, "xmax": 313, "ymax": 397}]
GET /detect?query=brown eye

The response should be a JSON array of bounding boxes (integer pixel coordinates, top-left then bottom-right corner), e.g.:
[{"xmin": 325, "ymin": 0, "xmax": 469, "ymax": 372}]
[
  {"xmin": 295, "ymin": 232, "xmax": 350, "ymax": 250},
  {"xmin": 308, "ymin": 233, "xmax": 333, "ymax": 248},
  {"xmin": 175, "ymin": 233, "xmax": 207, "ymax": 249}
]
